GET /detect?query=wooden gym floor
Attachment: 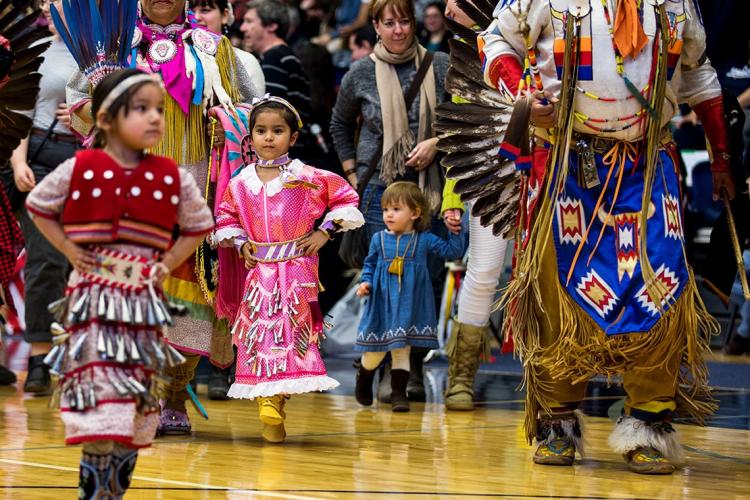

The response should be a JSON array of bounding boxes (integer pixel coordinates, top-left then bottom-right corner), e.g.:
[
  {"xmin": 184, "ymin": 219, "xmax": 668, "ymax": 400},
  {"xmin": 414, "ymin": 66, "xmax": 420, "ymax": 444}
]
[{"xmin": 0, "ymin": 357, "xmax": 749, "ymax": 499}]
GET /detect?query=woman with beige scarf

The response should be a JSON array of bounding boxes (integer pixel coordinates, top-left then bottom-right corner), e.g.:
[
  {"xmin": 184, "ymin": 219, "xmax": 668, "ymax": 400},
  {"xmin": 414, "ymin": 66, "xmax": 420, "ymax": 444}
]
[{"xmin": 330, "ymin": 0, "xmax": 454, "ymax": 404}]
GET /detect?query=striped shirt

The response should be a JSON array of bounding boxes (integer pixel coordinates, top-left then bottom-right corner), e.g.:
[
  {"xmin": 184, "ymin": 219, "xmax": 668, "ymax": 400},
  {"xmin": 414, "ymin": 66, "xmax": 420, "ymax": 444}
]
[{"xmin": 260, "ymin": 44, "xmax": 312, "ymax": 138}]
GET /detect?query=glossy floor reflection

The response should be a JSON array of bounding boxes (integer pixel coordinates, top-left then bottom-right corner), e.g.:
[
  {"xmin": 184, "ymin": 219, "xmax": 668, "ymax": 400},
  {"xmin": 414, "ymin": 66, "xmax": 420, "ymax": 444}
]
[{"xmin": 1, "ymin": 358, "xmax": 750, "ymax": 499}]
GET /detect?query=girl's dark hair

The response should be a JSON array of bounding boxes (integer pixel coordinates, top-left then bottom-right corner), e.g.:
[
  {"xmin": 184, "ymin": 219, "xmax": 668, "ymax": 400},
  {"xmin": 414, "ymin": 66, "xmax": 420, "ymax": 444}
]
[
  {"xmin": 189, "ymin": 0, "xmax": 229, "ymax": 11},
  {"xmin": 249, "ymin": 100, "xmax": 300, "ymax": 132},
  {"xmin": 381, "ymin": 181, "xmax": 431, "ymax": 232},
  {"xmin": 91, "ymin": 68, "xmax": 158, "ymax": 147}
]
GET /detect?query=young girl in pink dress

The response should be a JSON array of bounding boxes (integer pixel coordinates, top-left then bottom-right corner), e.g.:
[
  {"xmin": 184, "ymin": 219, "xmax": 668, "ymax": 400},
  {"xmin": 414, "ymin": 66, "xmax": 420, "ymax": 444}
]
[
  {"xmin": 25, "ymin": 68, "xmax": 214, "ymax": 498},
  {"xmin": 215, "ymin": 96, "xmax": 363, "ymax": 442}
]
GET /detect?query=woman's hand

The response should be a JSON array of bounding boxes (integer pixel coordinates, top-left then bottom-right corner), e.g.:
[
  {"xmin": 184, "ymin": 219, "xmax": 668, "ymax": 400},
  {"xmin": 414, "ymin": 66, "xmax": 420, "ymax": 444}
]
[
  {"xmin": 62, "ymin": 239, "xmax": 97, "ymax": 273},
  {"xmin": 207, "ymin": 110, "xmax": 226, "ymax": 150},
  {"xmin": 12, "ymin": 162, "xmax": 35, "ymax": 192},
  {"xmin": 298, "ymin": 230, "xmax": 330, "ymax": 256},
  {"xmin": 405, "ymin": 137, "xmax": 438, "ymax": 171},
  {"xmin": 342, "ymin": 159, "xmax": 357, "ymax": 189},
  {"xmin": 149, "ymin": 262, "xmax": 171, "ymax": 283},
  {"xmin": 55, "ymin": 103, "xmax": 72, "ymax": 130},
  {"xmin": 530, "ymin": 91, "xmax": 558, "ymax": 129},
  {"xmin": 241, "ymin": 242, "xmax": 259, "ymax": 269},
  {"xmin": 443, "ymin": 208, "xmax": 462, "ymax": 234},
  {"xmin": 356, "ymin": 282, "xmax": 371, "ymax": 297}
]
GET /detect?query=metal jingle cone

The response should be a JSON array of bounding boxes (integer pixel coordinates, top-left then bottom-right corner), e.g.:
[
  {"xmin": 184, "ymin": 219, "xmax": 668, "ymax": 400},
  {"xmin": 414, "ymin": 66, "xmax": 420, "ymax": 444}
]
[
  {"xmin": 133, "ymin": 299, "xmax": 144, "ymax": 325},
  {"xmin": 105, "ymin": 293, "xmax": 117, "ymax": 322},
  {"xmin": 76, "ymin": 384, "xmax": 85, "ymax": 410},
  {"xmin": 110, "ymin": 376, "xmax": 129, "ymax": 396},
  {"xmin": 97, "ymin": 289, "xmax": 107, "ymax": 318},
  {"xmin": 88, "ymin": 385, "xmax": 97, "ymax": 408},
  {"xmin": 43, "ymin": 345, "xmax": 60, "ymax": 366},
  {"xmin": 130, "ymin": 337, "xmax": 142, "ymax": 362},
  {"xmin": 50, "ymin": 345, "xmax": 67, "ymax": 375},
  {"xmin": 78, "ymin": 294, "xmax": 91, "ymax": 323},
  {"xmin": 106, "ymin": 332, "xmax": 115, "ymax": 359},
  {"xmin": 166, "ymin": 344, "xmax": 186, "ymax": 366},
  {"xmin": 47, "ymin": 296, "xmax": 69, "ymax": 319},
  {"xmin": 67, "ymin": 389, "xmax": 77, "ymax": 410},
  {"xmin": 68, "ymin": 332, "xmax": 88, "ymax": 360},
  {"xmin": 115, "ymin": 335, "xmax": 127, "ymax": 363},
  {"xmin": 139, "ymin": 338, "xmax": 151, "ymax": 366},
  {"xmin": 50, "ymin": 322, "xmax": 67, "ymax": 336},
  {"xmin": 121, "ymin": 298, "xmax": 132, "ymax": 324},
  {"xmin": 127, "ymin": 376, "xmax": 148, "ymax": 394},
  {"xmin": 157, "ymin": 300, "xmax": 173, "ymax": 326},
  {"xmin": 145, "ymin": 300, "xmax": 157, "ymax": 326},
  {"xmin": 96, "ymin": 329, "xmax": 107, "ymax": 355},
  {"xmin": 70, "ymin": 290, "xmax": 89, "ymax": 316},
  {"xmin": 150, "ymin": 340, "xmax": 166, "ymax": 366}
]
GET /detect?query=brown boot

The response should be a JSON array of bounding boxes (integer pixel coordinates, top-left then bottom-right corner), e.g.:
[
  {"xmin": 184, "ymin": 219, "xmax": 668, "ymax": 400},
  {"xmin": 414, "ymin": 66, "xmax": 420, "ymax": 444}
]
[
  {"xmin": 625, "ymin": 446, "xmax": 676, "ymax": 474},
  {"xmin": 390, "ymin": 369, "xmax": 410, "ymax": 412},
  {"xmin": 444, "ymin": 322, "xmax": 488, "ymax": 411}
]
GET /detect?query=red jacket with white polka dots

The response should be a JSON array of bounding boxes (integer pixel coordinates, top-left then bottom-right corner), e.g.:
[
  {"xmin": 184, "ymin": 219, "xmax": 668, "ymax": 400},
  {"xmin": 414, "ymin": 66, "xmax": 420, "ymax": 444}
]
[{"xmin": 59, "ymin": 150, "xmax": 182, "ymax": 251}]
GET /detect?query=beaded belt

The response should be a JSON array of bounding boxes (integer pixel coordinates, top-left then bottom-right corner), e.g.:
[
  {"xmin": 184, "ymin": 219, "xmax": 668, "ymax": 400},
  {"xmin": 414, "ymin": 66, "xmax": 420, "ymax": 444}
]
[
  {"xmin": 79, "ymin": 247, "xmax": 156, "ymax": 291},
  {"xmin": 247, "ymin": 233, "xmax": 310, "ymax": 263}
]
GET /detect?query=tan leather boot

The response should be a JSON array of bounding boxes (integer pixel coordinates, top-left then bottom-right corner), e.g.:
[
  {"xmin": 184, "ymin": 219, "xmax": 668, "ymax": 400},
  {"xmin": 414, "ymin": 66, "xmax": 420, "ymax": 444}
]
[{"xmin": 444, "ymin": 322, "xmax": 489, "ymax": 411}]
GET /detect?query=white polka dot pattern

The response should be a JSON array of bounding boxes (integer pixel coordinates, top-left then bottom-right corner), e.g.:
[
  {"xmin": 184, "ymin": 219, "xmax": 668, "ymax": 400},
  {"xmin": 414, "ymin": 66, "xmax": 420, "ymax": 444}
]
[
  {"xmin": 92, "ymin": 188, "xmax": 102, "ymax": 198},
  {"xmin": 144, "ymin": 171, "xmax": 154, "ymax": 181},
  {"xmin": 164, "ymin": 175, "xmax": 174, "ymax": 185},
  {"xmin": 71, "ymin": 190, "xmax": 80, "ymax": 200},
  {"xmin": 103, "ymin": 170, "xmax": 114, "ymax": 179},
  {"xmin": 171, "ymin": 195, "xmax": 179, "ymax": 205},
  {"xmin": 153, "ymin": 190, "xmax": 163, "ymax": 200},
  {"xmin": 131, "ymin": 186, "xmax": 141, "ymax": 197},
  {"xmin": 83, "ymin": 170, "xmax": 94, "ymax": 180}
]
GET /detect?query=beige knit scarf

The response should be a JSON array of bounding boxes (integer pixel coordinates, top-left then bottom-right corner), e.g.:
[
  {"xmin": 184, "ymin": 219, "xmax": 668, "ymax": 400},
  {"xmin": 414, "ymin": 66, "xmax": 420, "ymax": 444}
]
[{"xmin": 371, "ymin": 40, "xmax": 441, "ymax": 212}]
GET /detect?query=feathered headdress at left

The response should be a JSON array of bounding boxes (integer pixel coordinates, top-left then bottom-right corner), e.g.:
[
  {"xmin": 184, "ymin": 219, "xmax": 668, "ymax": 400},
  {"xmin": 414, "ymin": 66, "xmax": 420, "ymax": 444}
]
[
  {"xmin": 50, "ymin": 0, "xmax": 138, "ymax": 85},
  {"xmin": 0, "ymin": 0, "xmax": 51, "ymax": 164}
]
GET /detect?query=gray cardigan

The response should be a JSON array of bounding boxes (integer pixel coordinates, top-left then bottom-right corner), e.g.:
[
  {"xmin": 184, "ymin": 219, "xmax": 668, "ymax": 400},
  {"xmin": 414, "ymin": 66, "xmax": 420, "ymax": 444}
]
[{"xmin": 329, "ymin": 51, "xmax": 450, "ymax": 187}]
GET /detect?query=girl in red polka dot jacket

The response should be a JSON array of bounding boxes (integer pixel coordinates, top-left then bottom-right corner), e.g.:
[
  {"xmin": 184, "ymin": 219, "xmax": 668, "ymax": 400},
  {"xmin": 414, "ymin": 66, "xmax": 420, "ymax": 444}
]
[
  {"xmin": 25, "ymin": 68, "xmax": 214, "ymax": 499},
  {"xmin": 215, "ymin": 96, "xmax": 364, "ymax": 443}
]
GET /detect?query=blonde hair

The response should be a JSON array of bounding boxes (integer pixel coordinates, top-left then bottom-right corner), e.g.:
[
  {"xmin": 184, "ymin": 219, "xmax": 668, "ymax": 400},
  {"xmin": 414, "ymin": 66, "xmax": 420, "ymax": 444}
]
[
  {"xmin": 370, "ymin": 0, "xmax": 416, "ymax": 28},
  {"xmin": 381, "ymin": 181, "xmax": 430, "ymax": 232}
]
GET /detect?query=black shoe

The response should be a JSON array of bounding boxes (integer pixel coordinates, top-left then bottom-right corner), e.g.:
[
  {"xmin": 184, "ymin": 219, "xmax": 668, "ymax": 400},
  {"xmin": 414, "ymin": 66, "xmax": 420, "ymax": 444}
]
[
  {"xmin": 24, "ymin": 354, "xmax": 51, "ymax": 395},
  {"xmin": 355, "ymin": 364, "xmax": 376, "ymax": 406},
  {"xmin": 407, "ymin": 349, "xmax": 426, "ymax": 401},
  {"xmin": 376, "ymin": 362, "xmax": 392, "ymax": 404},
  {"xmin": 390, "ymin": 369, "xmax": 410, "ymax": 412},
  {"xmin": 724, "ymin": 335, "xmax": 750, "ymax": 355},
  {"xmin": 207, "ymin": 367, "xmax": 230, "ymax": 401},
  {"xmin": 0, "ymin": 364, "xmax": 16, "ymax": 385}
]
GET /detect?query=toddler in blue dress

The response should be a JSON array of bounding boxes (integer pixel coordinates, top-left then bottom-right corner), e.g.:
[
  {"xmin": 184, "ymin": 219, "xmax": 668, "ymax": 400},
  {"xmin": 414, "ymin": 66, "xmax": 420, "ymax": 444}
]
[{"xmin": 355, "ymin": 182, "xmax": 465, "ymax": 411}]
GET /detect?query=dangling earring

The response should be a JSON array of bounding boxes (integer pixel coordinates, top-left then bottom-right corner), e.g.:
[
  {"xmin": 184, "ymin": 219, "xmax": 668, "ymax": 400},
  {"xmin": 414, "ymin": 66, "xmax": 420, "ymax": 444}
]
[
  {"xmin": 136, "ymin": 0, "xmax": 142, "ymax": 19},
  {"xmin": 184, "ymin": 1, "xmax": 190, "ymax": 21},
  {"xmin": 222, "ymin": 24, "xmax": 230, "ymax": 36}
]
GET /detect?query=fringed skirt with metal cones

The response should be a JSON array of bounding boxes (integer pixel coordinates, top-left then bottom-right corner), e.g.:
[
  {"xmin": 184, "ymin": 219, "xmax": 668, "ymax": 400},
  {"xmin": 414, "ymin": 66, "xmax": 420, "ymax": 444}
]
[
  {"xmin": 46, "ymin": 245, "xmax": 187, "ymax": 448},
  {"xmin": 227, "ymin": 246, "xmax": 339, "ymax": 400}
]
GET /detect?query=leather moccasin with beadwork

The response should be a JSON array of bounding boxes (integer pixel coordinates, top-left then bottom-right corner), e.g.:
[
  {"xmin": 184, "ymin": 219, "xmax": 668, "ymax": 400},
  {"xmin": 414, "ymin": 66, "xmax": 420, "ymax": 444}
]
[{"xmin": 625, "ymin": 446, "xmax": 676, "ymax": 475}]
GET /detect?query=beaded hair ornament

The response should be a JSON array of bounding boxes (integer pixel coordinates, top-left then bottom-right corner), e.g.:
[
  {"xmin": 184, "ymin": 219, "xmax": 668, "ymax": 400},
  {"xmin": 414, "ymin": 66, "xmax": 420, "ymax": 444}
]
[{"xmin": 240, "ymin": 94, "xmax": 304, "ymax": 165}]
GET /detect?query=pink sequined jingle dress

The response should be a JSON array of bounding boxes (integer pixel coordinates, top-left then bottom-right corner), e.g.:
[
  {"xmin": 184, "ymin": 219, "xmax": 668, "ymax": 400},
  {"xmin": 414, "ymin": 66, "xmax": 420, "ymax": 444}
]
[{"xmin": 216, "ymin": 159, "xmax": 363, "ymax": 398}]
